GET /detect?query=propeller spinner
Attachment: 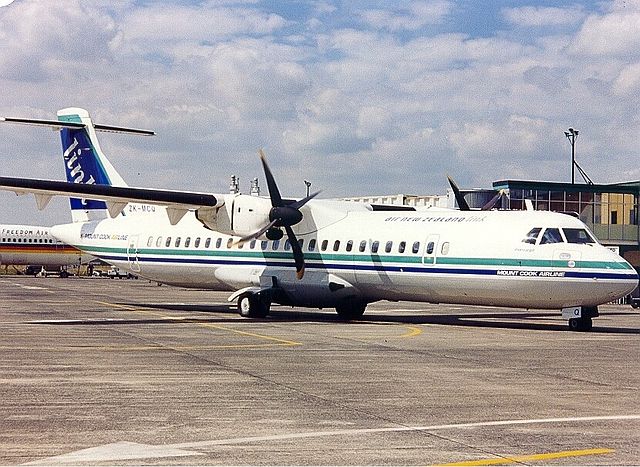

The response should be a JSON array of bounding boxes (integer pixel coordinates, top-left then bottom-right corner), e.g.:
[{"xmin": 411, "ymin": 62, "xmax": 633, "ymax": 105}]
[{"xmin": 237, "ymin": 150, "xmax": 320, "ymax": 279}]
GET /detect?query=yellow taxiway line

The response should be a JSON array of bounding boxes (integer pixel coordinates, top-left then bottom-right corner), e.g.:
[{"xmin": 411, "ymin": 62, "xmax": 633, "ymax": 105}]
[{"xmin": 438, "ymin": 447, "xmax": 614, "ymax": 466}]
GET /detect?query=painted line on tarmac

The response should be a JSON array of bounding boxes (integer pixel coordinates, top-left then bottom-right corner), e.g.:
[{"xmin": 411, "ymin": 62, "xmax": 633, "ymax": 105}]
[
  {"xmin": 437, "ymin": 447, "xmax": 614, "ymax": 466},
  {"xmin": 96, "ymin": 300, "xmax": 302, "ymax": 347},
  {"xmin": 28, "ymin": 415, "xmax": 639, "ymax": 465}
]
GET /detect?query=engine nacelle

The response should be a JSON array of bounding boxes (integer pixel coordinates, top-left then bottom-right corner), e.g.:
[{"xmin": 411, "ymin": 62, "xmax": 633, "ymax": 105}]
[{"xmin": 196, "ymin": 194, "xmax": 272, "ymax": 237}]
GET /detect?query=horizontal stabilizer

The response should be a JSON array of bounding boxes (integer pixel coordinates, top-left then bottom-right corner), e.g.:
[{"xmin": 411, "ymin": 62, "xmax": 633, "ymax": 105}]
[{"xmin": 0, "ymin": 117, "xmax": 155, "ymax": 136}]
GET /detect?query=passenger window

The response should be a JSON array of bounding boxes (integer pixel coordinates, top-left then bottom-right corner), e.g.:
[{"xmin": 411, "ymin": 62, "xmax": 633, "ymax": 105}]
[
  {"xmin": 412, "ymin": 241, "xmax": 420, "ymax": 254},
  {"xmin": 371, "ymin": 241, "xmax": 379, "ymax": 253},
  {"xmin": 185, "ymin": 237, "xmax": 191, "ymax": 248},
  {"xmin": 359, "ymin": 240, "xmax": 367, "ymax": 252},
  {"xmin": 284, "ymin": 240, "xmax": 291, "ymax": 251},
  {"xmin": 563, "ymin": 228, "xmax": 595, "ymax": 244},
  {"xmin": 156, "ymin": 237, "xmax": 163, "ymax": 248},
  {"xmin": 426, "ymin": 242, "xmax": 434, "ymax": 254},
  {"xmin": 175, "ymin": 237, "xmax": 181, "ymax": 248},
  {"xmin": 147, "ymin": 236, "xmax": 153, "ymax": 247},
  {"xmin": 250, "ymin": 239, "xmax": 256, "ymax": 249},
  {"xmin": 205, "ymin": 238, "xmax": 211, "ymax": 248},
  {"xmin": 321, "ymin": 240, "xmax": 328, "ymax": 251},
  {"xmin": 261, "ymin": 240, "xmax": 268, "ymax": 250},
  {"xmin": 333, "ymin": 240, "xmax": 340, "ymax": 251},
  {"xmin": 346, "ymin": 240, "xmax": 353, "ymax": 252},
  {"xmin": 398, "ymin": 241, "xmax": 406, "ymax": 253},
  {"xmin": 216, "ymin": 238, "xmax": 222, "ymax": 248},
  {"xmin": 165, "ymin": 237, "xmax": 172, "ymax": 247},
  {"xmin": 540, "ymin": 228, "xmax": 564, "ymax": 244},
  {"xmin": 227, "ymin": 238, "xmax": 233, "ymax": 248},
  {"xmin": 441, "ymin": 242, "xmax": 450, "ymax": 255},
  {"xmin": 194, "ymin": 237, "xmax": 201, "ymax": 248},
  {"xmin": 308, "ymin": 239, "xmax": 316, "ymax": 251},
  {"xmin": 522, "ymin": 228, "xmax": 542, "ymax": 244},
  {"xmin": 272, "ymin": 240, "xmax": 280, "ymax": 250},
  {"xmin": 298, "ymin": 239, "xmax": 304, "ymax": 249},
  {"xmin": 385, "ymin": 241, "xmax": 392, "ymax": 253}
]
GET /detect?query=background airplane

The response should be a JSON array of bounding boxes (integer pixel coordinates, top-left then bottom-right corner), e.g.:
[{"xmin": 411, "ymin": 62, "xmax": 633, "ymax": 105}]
[
  {"xmin": 0, "ymin": 108, "xmax": 636, "ymax": 331},
  {"xmin": 0, "ymin": 223, "xmax": 92, "ymax": 276}
]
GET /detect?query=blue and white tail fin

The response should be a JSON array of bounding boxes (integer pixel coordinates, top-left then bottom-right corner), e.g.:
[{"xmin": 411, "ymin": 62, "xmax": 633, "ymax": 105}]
[
  {"xmin": 2, "ymin": 107, "xmax": 155, "ymax": 222},
  {"xmin": 57, "ymin": 108, "xmax": 129, "ymax": 222}
]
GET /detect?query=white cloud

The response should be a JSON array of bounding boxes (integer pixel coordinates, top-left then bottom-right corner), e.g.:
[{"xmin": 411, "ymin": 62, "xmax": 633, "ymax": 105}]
[
  {"xmin": 502, "ymin": 6, "xmax": 586, "ymax": 28},
  {"xmin": 359, "ymin": 1, "xmax": 453, "ymax": 31}
]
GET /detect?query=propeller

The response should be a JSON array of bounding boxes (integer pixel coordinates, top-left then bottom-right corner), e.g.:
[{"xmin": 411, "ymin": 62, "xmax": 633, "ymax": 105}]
[
  {"xmin": 237, "ymin": 150, "xmax": 320, "ymax": 279},
  {"xmin": 447, "ymin": 176, "xmax": 505, "ymax": 211},
  {"xmin": 447, "ymin": 175, "xmax": 471, "ymax": 211}
]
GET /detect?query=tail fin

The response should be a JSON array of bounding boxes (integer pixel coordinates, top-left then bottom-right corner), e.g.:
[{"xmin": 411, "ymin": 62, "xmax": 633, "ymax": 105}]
[
  {"xmin": 57, "ymin": 108, "xmax": 130, "ymax": 222},
  {"xmin": 2, "ymin": 108, "xmax": 154, "ymax": 222}
]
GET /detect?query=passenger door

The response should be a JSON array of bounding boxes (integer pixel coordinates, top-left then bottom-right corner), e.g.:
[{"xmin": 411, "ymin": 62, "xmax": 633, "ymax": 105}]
[{"xmin": 127, "ymin": 235, "xmax": 141, "ymax": 272}]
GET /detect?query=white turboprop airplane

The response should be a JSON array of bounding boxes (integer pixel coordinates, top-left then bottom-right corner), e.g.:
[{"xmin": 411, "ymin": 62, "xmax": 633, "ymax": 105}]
[
  {"xmin": 0, "ymin": 108, "xmax": 637, "ymax": 331},
  {"xmin": 0, "ymin": 223, "xmax": 91, "ymax": 275}
]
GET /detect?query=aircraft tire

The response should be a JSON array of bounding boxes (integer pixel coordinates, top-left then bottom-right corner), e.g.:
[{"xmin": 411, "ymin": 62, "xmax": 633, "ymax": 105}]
[
  {"xmin": 568, "ymin": 317, "xmax": 592, "ymax": 332},
  {"xmin": 335, "ymin": 300, "xmax": 367, "ymax": 320},
  {"xmin": 238, "ymin": 293, "xmax": 269, "ymax": 319}
]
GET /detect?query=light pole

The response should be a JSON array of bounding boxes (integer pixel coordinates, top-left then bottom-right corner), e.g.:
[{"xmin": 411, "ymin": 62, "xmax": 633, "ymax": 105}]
[{"xmin": 564, "ymin": 127, "xmax": 579, "ymax": 184}]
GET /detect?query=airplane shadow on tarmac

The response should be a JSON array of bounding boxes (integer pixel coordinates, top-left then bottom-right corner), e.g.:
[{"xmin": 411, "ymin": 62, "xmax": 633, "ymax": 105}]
[{"xmin": 43, "ymin": 301, "xmax": 637, "ymax": 335}]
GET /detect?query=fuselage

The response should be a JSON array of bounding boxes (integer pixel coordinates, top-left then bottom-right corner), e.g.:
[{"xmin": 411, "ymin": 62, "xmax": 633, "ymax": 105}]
[
  {"xmin": 0, "ymin": 224, "xmax": 91, "ymax": 267},
  {"xmin": 51, "ymin": 206, "xmax": 638, "ymax": 310}
]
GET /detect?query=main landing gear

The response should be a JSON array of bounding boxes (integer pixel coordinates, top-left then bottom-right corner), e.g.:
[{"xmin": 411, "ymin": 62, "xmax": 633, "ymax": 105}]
[
  {"xmin": 237, "ymin": 292, "xmax": 270, "ymax": 318},
  {"xmin": 335, "ymin": 299, "xmax": 367, "ymax": 320},
  {"xmin": 568, "ymin": 316, "xmax": 592, "ymax": 332}
]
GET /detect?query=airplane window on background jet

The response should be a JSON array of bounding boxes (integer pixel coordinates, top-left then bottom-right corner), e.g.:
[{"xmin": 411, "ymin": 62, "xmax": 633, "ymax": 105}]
[
  {"xmin": 308, "ymin": 239, "xmax": 316, "ymax": 251},
  {"xmin": 205, "ymin": 238, "xmax": 211, "ymax": 248},
  {"xmin": 272, "ymin": 240, "xmax": 280, "ymax": 250},
  {"xmin": 250, "ymin": 239, "xmax": 256, "ymax": 249},
  {"xmin": 385, "ymin": 241, "xmax": 393, "ymax": 253},
  {"xmin": 284, "ymin": 240, "xmax": 291, "ymax": 251},
  {"xmin": 371, "ymin": 241, "xmax": 379, "ymax": 253},
  {"xmin": 216, "ymin": 238, "xmax": 222, "ymax": 248},
  {"xmin": 321, "ymin": 240, "xmax": 328, "ymax": 251},
  {"xmin": 540, "ymin": 228, "xmax": 564, "ymax": 244},
  {"xmin": 175, "ymin": 237, "xmax": 181, "ymax": 247},
  {"xmin": 194, "ymin": 237, "xmax": 201, "ymax": 248},
  {"xmin": 227, "ymin": 238, "xmax": 233, "ymax": 248},
  {"xmin": 563, "ymin": 228, "xmax": 596, "ymax": 244},
  {"xmin": 522, "ymin": 228, "xmax": 542, "ymax": 244},
  {"xmin": 166, "ymin": 237, "xmax": 172, "ymax": 247},
  {"xmin": 332, "ymin": 240, "xmax": 339, "ymax": 251},
  {"xmin": 299, "ymin": 239, "xmax": 304, "ymax": 249},
  {"xmin": 185, "ymin": 237, "xmax": 191, "ymax": 248},
  {"xmin": 359, "ymin": 240, "xmax": 366, "ymax": 252},
  {"xmin": 426, "ymin": 242, "xmax": 434, "ymax": 254},
  {"xmin": 156, "ymin": 237, "xmax": 163, "ymax": 248},
  {"xmin": 346, "ymin": 240, "xmax": 353, "ymax": 252},
  {"xmin": 412, "ymin": 241, "xmax": 420, "ymax": 254},
  {"xmin": 261, "ymin": 240, "xmax": 268, "ymax": 250},
  {"xmin": 441, "ymin": 242, "xmax": 450, "ymax": 255},
  {"xmin": 398, "ymin": 241, "xmax": 406, "ymax": 253},
  {"xmin": 147, "ymin": 236, "xmax": 153, "ymax": 247}
]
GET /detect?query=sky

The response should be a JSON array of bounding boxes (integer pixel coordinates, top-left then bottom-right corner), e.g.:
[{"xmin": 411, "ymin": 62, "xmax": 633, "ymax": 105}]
[{"xmin": 1, "ymin": 0, "xmax": 639, "ymax": 225}]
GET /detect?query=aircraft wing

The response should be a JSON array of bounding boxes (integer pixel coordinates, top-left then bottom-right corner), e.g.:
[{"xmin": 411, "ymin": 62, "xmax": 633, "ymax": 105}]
[{"xmin": 0, "ymin": 176, "xmax": 223, "ymax": 224}]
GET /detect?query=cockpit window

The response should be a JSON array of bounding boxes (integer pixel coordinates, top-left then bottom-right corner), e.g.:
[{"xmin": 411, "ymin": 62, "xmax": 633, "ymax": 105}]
[
  {"xmin": 563, "ymin": 228, "xmax": 596, "ymax": 244},
  {"xmin": 522, "ymin": 228, "xmax": 542, "ymax": 244},
  {"xmin": 540, "ymin": 228, "xmax": 564, "ymax": 244}
]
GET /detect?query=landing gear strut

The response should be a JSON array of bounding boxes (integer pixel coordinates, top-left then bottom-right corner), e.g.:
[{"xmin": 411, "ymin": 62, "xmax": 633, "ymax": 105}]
[
  {"xmin": 237, "ymin": 292, "xmax": 270, "ymax": 318},
  {"xmin": 565, "ymin": 306, "xmax": 598, "ymax": 332}
]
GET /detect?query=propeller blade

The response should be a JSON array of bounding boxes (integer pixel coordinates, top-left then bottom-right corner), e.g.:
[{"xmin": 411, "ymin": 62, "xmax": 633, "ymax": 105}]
[
  {"xmin": 481, "ymin": 190, "xmax": 504, "ymax": 211},
  {"xmin": 259, "ymin": 149, "xmax": 283, "ymax": 207},
  {"xmin": 289, "ymin": 190, "xmax": 321, "ymax": 210},
  {"xmin": 284, "ymin": 225, "xmax": 305, "ymax": 280},
  {"xmin": 447, "ymin": 175, "xmax": 471, "ymax": 211},
  {"xmin": 234, "ymin": 219, "xmax": 278, "ymax": 245}
]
